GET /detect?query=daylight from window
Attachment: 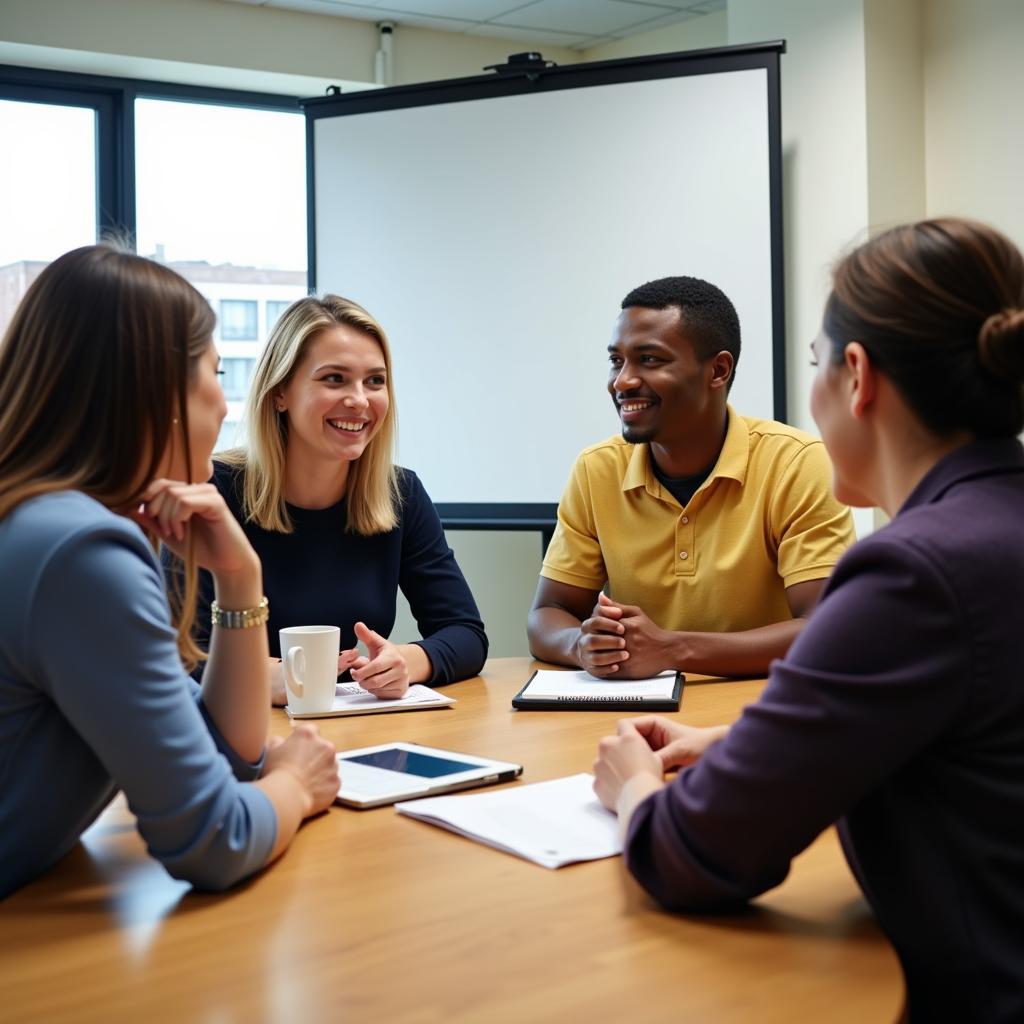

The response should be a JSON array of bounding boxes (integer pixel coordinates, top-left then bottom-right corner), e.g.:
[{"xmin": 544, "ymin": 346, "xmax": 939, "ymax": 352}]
[{"xmin": 135, "ymin": 98, "xmax": 308, "ymax": 450}]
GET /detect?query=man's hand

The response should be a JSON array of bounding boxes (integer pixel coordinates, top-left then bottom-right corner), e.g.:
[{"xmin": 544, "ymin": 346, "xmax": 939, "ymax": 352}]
[
  {"xmin": 596, "ymin": 593, "xmax": 674, "ymax": 678},
  {"xmin": 574, "ymin": 596, "xmax": 630, "ymax": 677}
]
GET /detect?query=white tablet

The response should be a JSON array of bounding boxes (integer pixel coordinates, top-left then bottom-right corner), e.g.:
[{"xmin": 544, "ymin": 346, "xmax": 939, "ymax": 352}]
[{"xmin": 335, "ymin": 742, "xmax": 523, "ymax": 809}]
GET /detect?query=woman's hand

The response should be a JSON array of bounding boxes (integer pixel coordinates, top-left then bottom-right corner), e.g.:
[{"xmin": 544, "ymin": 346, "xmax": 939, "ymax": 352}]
[
  {"xmin": 592, "ymin": 718, "xmax": 664, "ymax": 812},
  {"xmin": 131, "ymin": 479, "xmax": 258, "ymax": 580},
  {"xmin": 629, "ymin": 716, "xmax": 730, "ymax": 771},
  {"xmin": 262, "ymin": 725, "xmax": 339, "ymax": 816},
  {"xmin": 347, "ymin": 622, "xmax": 410, "ymax": 699},
  {"xmin": 271, "ymin": 649, "xmax": 370, "ymax": 707}
]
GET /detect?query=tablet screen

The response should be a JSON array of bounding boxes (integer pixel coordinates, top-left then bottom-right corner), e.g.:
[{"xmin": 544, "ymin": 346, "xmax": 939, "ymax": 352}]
[{"xmin": 342, "ymin": 748, "xmax": 481, "ymax": 778}]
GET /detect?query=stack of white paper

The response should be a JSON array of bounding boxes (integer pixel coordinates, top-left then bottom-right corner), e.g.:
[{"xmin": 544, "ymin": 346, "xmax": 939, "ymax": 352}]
[
  {"xmin": 287, "ymin": 683, "xmax": 455, "ymax": 719},
  {"xmin": 395, "ymin": 773, "xmax": 622, "ymax": 869}
]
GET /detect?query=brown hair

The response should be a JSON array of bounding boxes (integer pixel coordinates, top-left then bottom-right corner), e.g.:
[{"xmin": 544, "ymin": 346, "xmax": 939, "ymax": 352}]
[
  {"xmin": 0, "ymin": 243, "xmax": 216, "ymax": 667},
  {"xmin": 218, "ymin": 294, "xmax": 400, "ymax": 535},
  {"xmin": 825, "ymin": 218, "xmax": 1024, "ymax": 438}
]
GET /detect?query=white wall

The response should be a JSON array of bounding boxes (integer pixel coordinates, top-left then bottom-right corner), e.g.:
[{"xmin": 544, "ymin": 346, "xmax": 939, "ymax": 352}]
[
  {"xmin": 865, "ymin": 0, "xmax": 926, "ymax": 231},
  {"xmin": 6, "ymin": 0, "xmax": 1022, "ymax": 654},
  {"xmin": 584, "ymin": 9, "xmax": 727, "ymax": 62},
  {"xmin": 0, "ymin": 0, "xmax": 580, "ymax": 92},
  {"xmin": 924, "ymin": 0, "xmax": 1024, "ymax": 249}
]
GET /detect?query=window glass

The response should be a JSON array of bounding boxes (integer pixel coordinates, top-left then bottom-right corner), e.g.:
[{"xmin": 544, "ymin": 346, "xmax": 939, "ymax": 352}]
[
  {"xmin": 135, "ymin": 97, "xmax": 306, "ymax": 454},
  {"xmin": 266, "ymin": 299, "xmax": 292, "ymax": 332},
  {"xmin": 220, "ymin": 300, "xmax": 258, "ymax": 341},
  {"xmin": 0, "ymin": 99, "xmax": 97, "ymax": 337},
  {"xmin": 221, "ymin": 356, "xmax": 257, "ymax": 401}
]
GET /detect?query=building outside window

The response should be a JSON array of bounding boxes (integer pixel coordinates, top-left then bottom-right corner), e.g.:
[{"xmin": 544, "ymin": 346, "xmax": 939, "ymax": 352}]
[
  {"xmin": 220, "ymin": 299, "xmax": 258, "ymax": 340},
  {"xmin": 0, "ymin": 98, "xmax": 98, "ymax": 338},
  {"xmin": 220, "ymin": 357, "xmax": 257, "ymax": 401},
  {"xmin": 1, "ymin": 80, "xmax": 307, "ymax": 456},
  {"xmin": 266, "ymin": 299, "xmax": 291, "ymax": 332}
]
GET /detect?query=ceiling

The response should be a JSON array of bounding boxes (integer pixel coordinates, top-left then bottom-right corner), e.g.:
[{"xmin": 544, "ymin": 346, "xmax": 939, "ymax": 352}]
[{"xmin": 223, "ymin": 0, "xmax": 727, "ymax": 51}]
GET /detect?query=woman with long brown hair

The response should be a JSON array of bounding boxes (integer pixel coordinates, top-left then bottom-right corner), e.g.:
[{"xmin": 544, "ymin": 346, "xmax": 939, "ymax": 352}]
[
  {"xmin": 0, "ymin": 245, "xmax": 339, "ymax": 898},
  {"xmin": 593, "ymin": 218, "xmax": 1024, "ymax": 1021},
  {"xmin": 202, "ymin": 294, "xmax": 486, "ymax": 702}
]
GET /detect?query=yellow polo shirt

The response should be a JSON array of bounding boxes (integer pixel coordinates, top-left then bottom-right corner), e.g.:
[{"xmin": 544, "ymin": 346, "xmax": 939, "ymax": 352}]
[{"xmin": 541, "ymin": 407, "xmax": 855, "ymax": 633}]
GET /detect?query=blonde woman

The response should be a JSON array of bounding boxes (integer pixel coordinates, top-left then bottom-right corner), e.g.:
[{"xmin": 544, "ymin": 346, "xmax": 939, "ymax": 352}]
[
  {"xmin": 0, "ymin": 246, "xmax": 340, "ymax": 899},
  {"xmin": 203, "ymin": 295, "xmax": 487, "ymax": 701}
]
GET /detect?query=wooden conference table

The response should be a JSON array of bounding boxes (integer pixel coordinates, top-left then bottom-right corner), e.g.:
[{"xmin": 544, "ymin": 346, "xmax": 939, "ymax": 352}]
[{"xmin": 0, "ymin": 659, "xmax": 902, "ymax": 1022}]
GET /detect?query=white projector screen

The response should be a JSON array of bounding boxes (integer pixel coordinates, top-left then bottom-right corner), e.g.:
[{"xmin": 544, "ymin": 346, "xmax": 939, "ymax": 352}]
[{"xmin": 305, "ymin": 45, "xmax": 784, "ymax": 524}]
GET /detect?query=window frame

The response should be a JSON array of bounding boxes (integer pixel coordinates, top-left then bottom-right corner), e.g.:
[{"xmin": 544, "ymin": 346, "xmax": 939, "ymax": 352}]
[{"xmin": 0, "ymin": 63, "xmax": 301, "ymax": 247}]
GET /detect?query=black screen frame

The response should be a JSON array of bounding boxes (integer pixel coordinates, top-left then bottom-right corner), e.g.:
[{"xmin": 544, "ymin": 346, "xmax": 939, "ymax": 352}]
[{"xmin": 301, "ymin": 41, "xmax": 786, "ymax": 533}]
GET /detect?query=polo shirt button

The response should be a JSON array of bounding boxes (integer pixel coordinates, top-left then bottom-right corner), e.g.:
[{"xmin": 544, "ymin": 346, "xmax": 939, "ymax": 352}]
[
  {"xmin": 679, "ymin": 551, "xmax": 688, "ymax": 560},
  {"xmin": 681, "ymin": 516, "xmax": 689, "ymax": 524}
]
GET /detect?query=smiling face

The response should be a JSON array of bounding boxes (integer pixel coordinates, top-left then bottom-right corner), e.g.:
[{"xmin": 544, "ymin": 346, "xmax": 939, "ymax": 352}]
[
  {"xmin": 276, "ymin": 324, "xmax": 390, "ymax": 470},
  {"xmin": 607, "ymin": 306, "xmax": 723, "ymax": 447}
]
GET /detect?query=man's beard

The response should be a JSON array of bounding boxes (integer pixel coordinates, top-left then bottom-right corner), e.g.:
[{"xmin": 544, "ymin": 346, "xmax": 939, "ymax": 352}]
[{"xmin": 621, "ymin": 423, "xmax": 657, "ymax": 445}]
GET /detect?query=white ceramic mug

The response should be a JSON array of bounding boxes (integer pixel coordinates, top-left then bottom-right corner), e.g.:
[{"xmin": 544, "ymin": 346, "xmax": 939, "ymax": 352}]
[{"xmin": 279, "ymin": 625, "xmax": 341, "ymax": 715}]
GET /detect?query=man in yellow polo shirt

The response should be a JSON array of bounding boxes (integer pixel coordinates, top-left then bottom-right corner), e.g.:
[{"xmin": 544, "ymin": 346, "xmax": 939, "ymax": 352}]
[{"xmin": 527, "ymin": 276, "xmax": 854, "ymax": 679}]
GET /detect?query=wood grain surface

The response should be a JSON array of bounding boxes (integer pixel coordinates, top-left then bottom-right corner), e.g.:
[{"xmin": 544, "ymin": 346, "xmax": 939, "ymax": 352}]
[{"xmin": 0, "ymin": 659, "xmax": 902, "ymax": 1022}]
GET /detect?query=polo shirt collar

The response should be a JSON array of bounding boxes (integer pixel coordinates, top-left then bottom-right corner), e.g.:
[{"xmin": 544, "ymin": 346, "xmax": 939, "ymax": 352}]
[
  {"xmin": 621, "ymin": 405, "xmax": 749, "ymax": 495},
  {"xmin": 899, "ymin": 436, "xmax": 1024, "ymax": 514}
]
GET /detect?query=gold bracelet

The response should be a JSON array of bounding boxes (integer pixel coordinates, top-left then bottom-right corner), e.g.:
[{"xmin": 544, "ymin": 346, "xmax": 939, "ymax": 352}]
[{"xmin": 210, "ymin": 596, "xmax": 269, "ymax": 629}]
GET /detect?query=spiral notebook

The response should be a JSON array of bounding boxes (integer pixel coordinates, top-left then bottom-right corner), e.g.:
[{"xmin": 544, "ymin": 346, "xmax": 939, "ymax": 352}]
[{"xmin": 511, "ymin": 669, "xmax": 683, "ymax": 712}]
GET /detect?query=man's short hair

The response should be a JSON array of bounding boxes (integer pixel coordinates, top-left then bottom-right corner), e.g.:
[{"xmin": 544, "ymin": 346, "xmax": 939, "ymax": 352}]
[{"xmin": 621, "ymin": 276, "xmax": 741, "ymax": 384}]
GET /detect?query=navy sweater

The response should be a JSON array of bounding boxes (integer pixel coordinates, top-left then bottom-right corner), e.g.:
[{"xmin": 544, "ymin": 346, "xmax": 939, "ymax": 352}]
[{"xmin": 194, "ymin": 462, "xmax": 487, "ymax": 685}]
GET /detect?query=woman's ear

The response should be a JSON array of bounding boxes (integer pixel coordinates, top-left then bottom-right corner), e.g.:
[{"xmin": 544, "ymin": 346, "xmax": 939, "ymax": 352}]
[
  {"xmin": 273, "ymin": 390, "xmax": 286, "ymax": 413},
  {"xmin": 844, "ymin": 341, "xmax": 876, "ymax": 419}
]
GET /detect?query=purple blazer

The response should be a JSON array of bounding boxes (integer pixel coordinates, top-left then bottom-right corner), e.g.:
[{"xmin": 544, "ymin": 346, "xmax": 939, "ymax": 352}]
[{"xmin": 625, "ymin": 438, "xmax": 1024, "ymax": 1022}]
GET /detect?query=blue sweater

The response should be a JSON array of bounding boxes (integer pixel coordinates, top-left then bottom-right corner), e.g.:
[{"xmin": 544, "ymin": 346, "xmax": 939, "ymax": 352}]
[
  {"xmin": 197, "ymin": 462, "xmax": 488, "ymax": 683},
  {"xmin": 0, "ymin": 492, "xmax": 276, "ymax": 898}
]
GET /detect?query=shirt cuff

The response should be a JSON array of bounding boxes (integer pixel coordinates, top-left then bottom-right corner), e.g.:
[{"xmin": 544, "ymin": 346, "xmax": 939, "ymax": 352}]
[
  {"xmin": 192, "ymin": 681, "xmax": 266, "ymax": 781},
  {"xmin": 540, "ymin": 564, "xmax": 606, "ymax": 590}
]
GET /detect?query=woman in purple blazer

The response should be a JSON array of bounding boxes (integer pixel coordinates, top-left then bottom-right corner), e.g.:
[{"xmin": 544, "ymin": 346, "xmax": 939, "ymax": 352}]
[{"xmin": 593, "ymin": 218, "xmax": 1024, "ymax": 1022}]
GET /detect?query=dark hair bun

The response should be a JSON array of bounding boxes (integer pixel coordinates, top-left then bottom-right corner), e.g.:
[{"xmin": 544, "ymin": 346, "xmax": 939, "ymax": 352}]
[{"xmin": 979, "ymin": 307, "xmax": 1024, "ymax": 382}]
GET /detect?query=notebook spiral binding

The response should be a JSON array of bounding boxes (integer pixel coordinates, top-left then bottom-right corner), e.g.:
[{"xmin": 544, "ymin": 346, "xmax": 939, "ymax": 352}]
[{"xmin": 556, "ymin": 694, "xmax": 644, "ymax": 701}]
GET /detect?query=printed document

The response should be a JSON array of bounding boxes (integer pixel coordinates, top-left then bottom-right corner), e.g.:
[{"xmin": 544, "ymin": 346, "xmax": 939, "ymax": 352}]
[{"xmin": 396, "ymin": 773, "xmax": 622, "ymax": 869}]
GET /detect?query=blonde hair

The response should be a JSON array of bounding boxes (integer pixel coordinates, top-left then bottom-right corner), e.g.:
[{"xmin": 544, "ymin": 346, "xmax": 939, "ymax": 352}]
[
  {"xmin": 0, "ymin": 244, "xmax": 215, "ymax": 668},
  {"xmin": 221, "ymin": 294, "xmax": 399, "ymax": 534}
]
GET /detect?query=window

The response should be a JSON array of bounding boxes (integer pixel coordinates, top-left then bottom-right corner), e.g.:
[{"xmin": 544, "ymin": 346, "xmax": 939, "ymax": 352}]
[
  {"xmin": 266, "ymin": 299, "xmax": 291, "ymax": 331},
  {"xmin": 220, "ymin": 300, "xmax": 258, "ymax": 340},
  {"xmin": 0, "ymin": 67, "xmax": 308, "ymax": 462},
  {"xmin": 220, "ymin": 357, "xmax": 257, "ymax": 401},
  {"xmin": 0, "ymin": 98, "xmax": 99, "ymax": 337}
]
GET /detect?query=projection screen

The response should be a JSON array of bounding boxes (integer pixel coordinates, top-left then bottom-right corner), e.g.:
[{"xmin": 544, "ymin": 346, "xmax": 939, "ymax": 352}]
[{"xmin": 303, "ymin": 43, "xmax": 785, "ymax": 527}]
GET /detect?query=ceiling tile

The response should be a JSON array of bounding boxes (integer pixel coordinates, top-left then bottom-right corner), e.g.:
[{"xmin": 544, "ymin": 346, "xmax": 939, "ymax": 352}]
[
  {"xmin": 463, "ymin": 22, "xmax": 600, "ymax": 49},
  {"xmin": 268, "ymin": 0, "xmax": 383, "ymax": 17},
  {"xmin": 492, "ymin": 0, "xmax": 679, "ymax": 35},
  {"xmin": 371, "ymin": 0, "xmax": 536, "ymax": 18},
  {"xmin": 613, "ymin": 0, "xmax": 718, "ymax": 10}
]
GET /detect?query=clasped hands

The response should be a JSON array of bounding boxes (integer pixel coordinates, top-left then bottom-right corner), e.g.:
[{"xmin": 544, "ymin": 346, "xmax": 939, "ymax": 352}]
[
  {"xmin": 592, "ymin": 715, "xmax": 729, "ymax": 812},
  {"xmin": 575, "ymin": 592, "xmax": 674, "ymax": 678},
  {"xmin": 271, "ymin": 621, "xmax": 411, "ymax": 705}
]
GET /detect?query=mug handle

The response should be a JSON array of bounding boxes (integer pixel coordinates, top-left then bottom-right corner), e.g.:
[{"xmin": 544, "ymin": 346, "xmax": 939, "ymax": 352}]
[{"xmin": 284, "ymin": 646, "xmax": 305, "ymax": 699}]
